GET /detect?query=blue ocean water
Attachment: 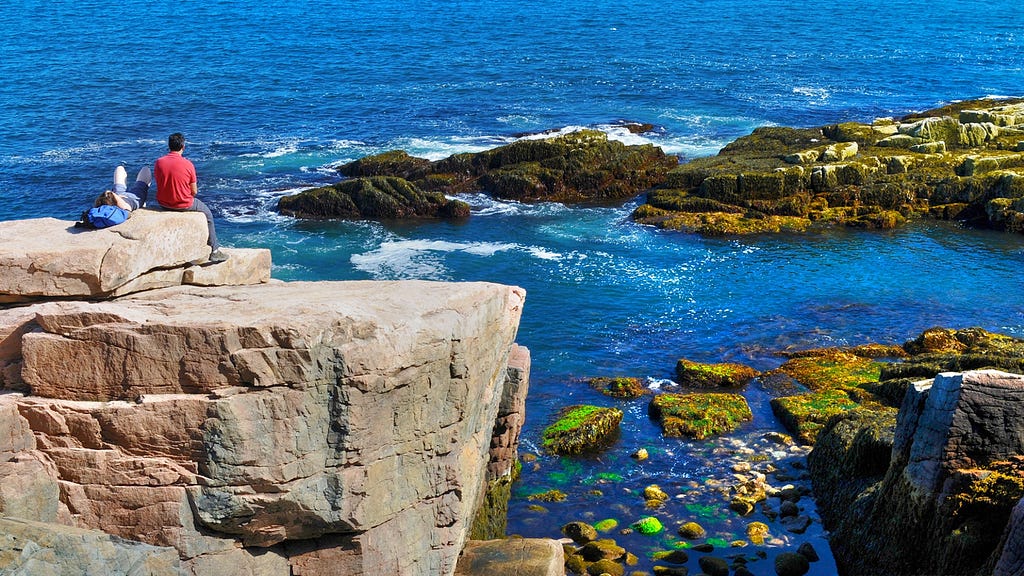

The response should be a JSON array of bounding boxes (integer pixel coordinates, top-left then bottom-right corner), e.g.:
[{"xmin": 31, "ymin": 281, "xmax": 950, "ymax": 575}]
[{"xmin": 3, "ymin": 1, "xmax": 1024, "ymax": 573}]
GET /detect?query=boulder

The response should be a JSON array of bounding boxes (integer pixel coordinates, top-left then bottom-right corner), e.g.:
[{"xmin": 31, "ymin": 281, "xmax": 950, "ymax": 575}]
[
  {"xmin": 0, "ymin": 211, "xmax": 270, "ymax": 302},
  {"xmin": 1, "ymin": 279, "xmax": 528, "ymax": 576},
  {"xmin": 454, "ymin": 538, "xmax": 564, "ymax": 576}
]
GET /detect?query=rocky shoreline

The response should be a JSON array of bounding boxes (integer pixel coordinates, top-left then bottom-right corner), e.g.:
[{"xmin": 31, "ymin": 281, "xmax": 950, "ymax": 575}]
[{"xmin": 2, "ymin": 99, "xmax": 1023, "ymax": 576}]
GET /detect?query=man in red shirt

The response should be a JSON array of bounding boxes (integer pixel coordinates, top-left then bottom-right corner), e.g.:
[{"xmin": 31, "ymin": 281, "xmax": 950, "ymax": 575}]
[{"xmin": 154, "ymin": 133, "xmax": 228, "ymax": 262}]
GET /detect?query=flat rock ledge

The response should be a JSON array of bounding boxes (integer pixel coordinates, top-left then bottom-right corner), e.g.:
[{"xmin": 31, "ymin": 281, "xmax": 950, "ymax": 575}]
[
  {"xmin": 1, "ymin": 255, "xmax": 543, "ymax": 576},
  {"xmin": 0, "ymin": 210, "xmax": 270, "ymax": 303}
]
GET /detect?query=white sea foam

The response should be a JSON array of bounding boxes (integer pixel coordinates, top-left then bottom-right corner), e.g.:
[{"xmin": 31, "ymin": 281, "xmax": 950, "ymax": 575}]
[
  {"xmin": 350, "ymin": 238, "xmax": 562, "ymax": 279},
  {"xmin": 793, "ymin": 86, "xmax": 831, "ymax": 102}
]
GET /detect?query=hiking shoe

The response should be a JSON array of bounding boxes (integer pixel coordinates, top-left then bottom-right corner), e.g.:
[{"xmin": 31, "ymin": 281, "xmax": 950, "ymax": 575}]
[{"xmin": 208, "ymin": 249, "xmax": 229, "ymax": 263}]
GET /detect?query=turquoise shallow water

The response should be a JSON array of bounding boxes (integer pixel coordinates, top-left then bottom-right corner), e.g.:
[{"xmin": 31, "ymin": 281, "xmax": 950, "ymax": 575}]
[{"xmin": 3, "ymin": 1, "xmax": 1024, "ymax": 573}]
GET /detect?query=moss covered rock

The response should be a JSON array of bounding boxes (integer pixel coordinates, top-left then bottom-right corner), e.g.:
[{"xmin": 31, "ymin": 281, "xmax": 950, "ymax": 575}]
[
  {"xmin": 589, "ymin": 376, "xmax": 649, "ymax": 399},
  {"xmin": 542, "ymin": 405, "xmax": 623, "ymax": 455},
  {"xmin": 675, "ymin": 359, "xmax": 759, "ymax": 388},
  {"xmin": 649, "ymin": 392, "xmax": 753, "ymax": 439},
  {"xmin": 771, "ymin": 389, "xmax": 861, "ymax": 444},
  {"xmin": 677, "ymin": 521, "xmax": 706, "ymax": 539},
  {"xmin": 631, "ymin": 516, "xmax": 664, "ymax": 535},
  {"xmin": 277, "ymin": 175, "xmax": 470, "ymax": 220}
]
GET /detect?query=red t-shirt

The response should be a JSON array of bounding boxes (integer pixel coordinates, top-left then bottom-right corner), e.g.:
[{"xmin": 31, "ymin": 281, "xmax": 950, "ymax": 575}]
[{"xmin": 154, "ymin": 152, "xmax": 197, "ymax": 209}]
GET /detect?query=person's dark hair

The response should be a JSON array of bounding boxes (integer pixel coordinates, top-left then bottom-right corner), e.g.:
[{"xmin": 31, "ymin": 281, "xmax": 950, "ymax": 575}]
[
  {"xmin": 168, "ymin": 133, "xmax": 186, "ymax": 152},
  {"xmin": 94, "ymin": 190, "xmax": 119, "ymax": 207}
]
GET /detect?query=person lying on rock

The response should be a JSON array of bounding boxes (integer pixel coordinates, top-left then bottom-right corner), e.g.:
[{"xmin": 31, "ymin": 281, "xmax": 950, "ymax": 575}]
[
  {"xmin": 93, "ymin": 165, "xmax": 151, "ymax": 211},
  {"xmin": 153, "ymin": 132, "xmax": 229, "ymax": 263}
]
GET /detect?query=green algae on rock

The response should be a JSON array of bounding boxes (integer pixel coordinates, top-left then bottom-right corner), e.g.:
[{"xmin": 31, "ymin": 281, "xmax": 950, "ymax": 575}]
[
  {"xmin": 631, "ymin": 516, "xmax": 664, "ymax": 535},
  {"xmin": 649, "ymin": 393, "xmax": 753, "ymax": 440},
  {"xmin": 770, "ymin": 389, "xmax": 861, "ymax": 445},
  {"xmin": 675, "ymin": 359, "xmax": 759, "ymax": 388},
  {"xmin": 542, "ymin": 405, "xmax": 623, "ymax": 455},
  {"xmin": 277, "ymin": 175, "xmax": 470, "ymax": 220},
  {"xmin": 588, "ymin": 376, "xmax": 649, "ymax": 399},
  {"xmin": 526, "ymin": 489, "xmax": 567, "ymax": 503},
  {"xmin": 633, "ymin": 97, "xmax": 1024, "ymax": 235}
]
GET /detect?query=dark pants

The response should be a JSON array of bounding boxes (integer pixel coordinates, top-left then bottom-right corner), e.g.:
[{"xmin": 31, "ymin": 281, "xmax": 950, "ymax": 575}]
[{"xmin": 156, "ymin": 198, "xmax": 220, "ymax": 251}]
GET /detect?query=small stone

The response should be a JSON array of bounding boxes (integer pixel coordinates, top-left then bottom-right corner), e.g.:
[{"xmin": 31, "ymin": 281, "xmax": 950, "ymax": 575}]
[
  {"xmin": 678, "ymin": 521, "xmax": 707, "ymax": 539},
  {"xmin": 692, "ymin": 543, "xmax": 715, "ymax": 553},
  {"xmin": 774, "ymin": 552, "xmax": 810, "ymax": 576},
  {"xmin": 586, "ymin": 558, "xmax": 625, "ymax": 576},
  {"xmin": 563, "ymin": 521, "xmax": 599, "ymax": 544},
  {"xmin": 632, "ymin": 516, "xmax": 664, "ymax": 534},
  {"xmin": 652, "ymin": 566, "xmax": 688, "ymax": 576},
  {"xmin": 579, "ymin": 539, "xmax": 627, "ymax": 561},
  {"xmin": 730, "ymin": 540, "xmax": 748, "ymax": 547},
  {"xmin": 782, "ymin": 515, "xmax": 812, "ymax": 534},
  {"xmin": 644, "ymin": 484, "xmax": 670, "ymax": 502},
  {"xmin": 698, "ymin": 555, "xmax": 730, "ymax": 576},
  {"xmin": 797, "ymin": 542, "xmax": 820, "ymax": 562},
  {"xmin": 565, "ymin": 553, "xmax": 587, "ymax": 574},
  {"xmin": 779, "ymin": 501, "xmax": 799, "ymax": 518},
  {"xmin": 632, "ymin": 448, "xmax": 649, "ymax": 460},
  {"xmin": 653, "ymin": 549, "xmax": 689, "ymax": 564},
  {"xmin": 763, "ymin": 431, "xmax": 793, "ymax": 445},
  {"xmin": 729, "ymin": 499, "xmax": 755, "ymax": 515},
  {"xmin": 732, "ymin": 462, "xmax": 752, "ymax": 473},
  {"xmin": 746, "ymin": 522, "xmax": 770, "ymax": 545}
]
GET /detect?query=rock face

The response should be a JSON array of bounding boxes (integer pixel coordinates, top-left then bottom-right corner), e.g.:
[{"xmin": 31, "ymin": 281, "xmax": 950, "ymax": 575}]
[
  {"xmin": 809, "ymin": 370, "xmax": 1024, "ymax": 576},
  {"xmin": 633, "ymin": 97, "xmax": 1024, "ymax": 235},
  {"xmin": 0, "ymin": 280, "xmax": 529, "ymax": 576},
  {"xmin": 0, "ymin": 211, "xmax": 270, "ymax": 302}
]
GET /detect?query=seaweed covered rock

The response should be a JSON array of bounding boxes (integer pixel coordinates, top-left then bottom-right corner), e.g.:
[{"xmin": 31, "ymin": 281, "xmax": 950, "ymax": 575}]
[
  {"xmin": 771, "ymin": 389, "xmax": 862, "ymax": 445},
  {"xmin": 675, "ymin": 358, "xmax": 759, "ymax": 388},
  {"xmin": 588, "ymin": 376, "xmax": 649, "ymax": 399},
  {"xmin": 337, "ymin": 129, "xmax": 678, "ymax": 204},
  {"xmin": 277, "ymin": 175, "xmax": 470, "ymax": 220},
  {"xmin": 809, "ymin": 370, "xmax": 1024, "ymax": 576},
  {"xmin": 633, "ymin": 97, "xmax": 1024, "ymax": 235},
  {"xmin": 542, "ymin": 405, "xmax": 623, "ymax": 455},
  {"xmin": 648, "ymin": 392, "xmax": 752, "ymax": 439}
]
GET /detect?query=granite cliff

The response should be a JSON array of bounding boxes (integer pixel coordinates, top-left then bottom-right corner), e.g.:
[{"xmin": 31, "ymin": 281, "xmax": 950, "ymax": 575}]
[{"xmin": 0, "ymin": 212, "xmax": 551, "ymax": 576}]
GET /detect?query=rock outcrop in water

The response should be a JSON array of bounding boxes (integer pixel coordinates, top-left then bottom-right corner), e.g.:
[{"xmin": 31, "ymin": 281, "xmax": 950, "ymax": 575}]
[
  {"xmin": 0, "ymin": 216, "xmax": 549, "ymax": 576},
  {"xmin": 633, "ymin": 98, "xmax": 1024, "ymax": 235},
  {"xmin": 277, "ymin": 129, "xmax": 678, "ymax": 219},
  {"xmin": 809, "ymin": 370, "xmax": 1024, "ymax": 576}
]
